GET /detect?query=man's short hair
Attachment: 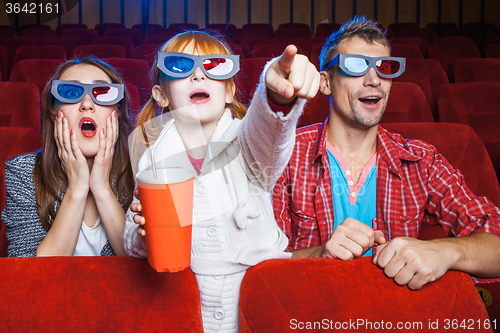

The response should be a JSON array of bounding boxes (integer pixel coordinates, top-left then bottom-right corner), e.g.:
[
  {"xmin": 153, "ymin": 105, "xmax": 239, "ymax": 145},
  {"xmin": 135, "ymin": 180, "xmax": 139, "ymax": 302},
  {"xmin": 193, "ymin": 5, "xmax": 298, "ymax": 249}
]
[{"xmin": 319, "ymin": 16, "xmax": 390, "ymax": 71}]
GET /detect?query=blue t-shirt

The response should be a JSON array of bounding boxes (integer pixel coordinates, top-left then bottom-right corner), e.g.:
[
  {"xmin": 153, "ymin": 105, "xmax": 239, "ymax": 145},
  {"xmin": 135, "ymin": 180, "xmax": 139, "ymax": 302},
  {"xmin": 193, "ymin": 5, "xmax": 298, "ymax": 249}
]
[{"xmin": 326, "ymin": 145, "xmax": 377, "ymax": 256}]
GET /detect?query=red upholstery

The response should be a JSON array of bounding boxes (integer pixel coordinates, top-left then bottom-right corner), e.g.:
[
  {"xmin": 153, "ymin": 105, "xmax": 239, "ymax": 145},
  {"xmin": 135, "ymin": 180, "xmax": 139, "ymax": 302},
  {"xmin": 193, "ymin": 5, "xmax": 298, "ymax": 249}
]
[
  {"xmin": 251, "ymin": 43, "xmax": 289, "ymax": 59},
  {"xmin": 0, "ymin": 37, "xmax": 35, "ymax": 75},
  {"xmin": 12, "ymin": 45, "xmax": 66, "ymax": 68},
  {"xmin": 455, "ymin": 58, "xmax": 500, "ymax": 83},
  {"xmin": 394, "ymin": 58, "xmax": 449, "ymax": 121},
  {"xmin": 234, "ymin": 27, "xmax": 273, "ymax": 44},
  {"xmin": 18, "ymin": 25, "xmax": 55, "ymax": 45},
  {"xmin": 426, "ymin": 22, "xmax": 458, "ymax": 37},
  {"xmin": 443, "ymin": 28, "xmax": 483, "ymax": 47},
  {"xmin": 275, "ymin": 27, "xmax": 312, "ymax": 44},
  {"xmin": 0, "ymin": 26, "xmax": 14, "ymax": 38},
  {"xmin": 382, "ymin": 82, "xmax": 434, "ymax": 123},
  {"xmin": 390, "ymin": 37, "xmax": 428, "ymax": 57},
  {"xmin": 204, "ymin": 24, "xmax": 237, "ymax": 39},
  {"xmin": 43, "ymin": 37, "xmax": 86, "ymax": 59},
  {"xmin": 92, "ymin": 37, "xmax": 135, "ymax": 58},
  {"xmin": 240, "ymin": 258, "xmax": 490, "ymax": 332},
  {"xmin": 486, "ymin": 44, "xmax": 500, "ymax": 58},
  {"xmin": 0, "ymin": 257, "xmax": 203, "ymax": 332},
  {"xmin": 310, "ymin": 43, "xmax": 323, "ymax": 70},
  {"xmin": 299, "ymin": 92, "xmax": 329, "ymax": 125},
  {"xmin": 390, "ymin": 43, "xmax": 424, "ymax": 59},
  {"xmin": 428, "ymin": 36, "xmax": 481, "ymax": 82},
  {"xmin": 168, "ymin": 23, "xmax": 199, "ymax": 34},
  {"xmin": 241, "ymin": 23, "xmax": 274, "ymax": 37},
  {"xmin": 141, "ymin": 35, "xmax": 174, "ymax": 46},
  {"xmin": 55, "ymin": 24, "xmax": 87, "ymax": 37},
  {"xmin": 235, "ymin": 58, "xmax": 271, "ymax": 106},
  {"xmin": 94, "ymin": 23, "xmax": 126, "ymax": 37},
  {"xmin": 288, "ymin": 37, "xmax": 326, "ymax": 59},
  {"xmin": 9, "ymin": 59, "xmax": 64, "ymax": 93},
  {"xmin": 131, "ymin": 24, "xmax": 163, "ymax": 38},
  {"xmin": 0, "ymin": 46, "xmax": 7, "ymax": 81},
  {"xmin": 74, "ymin": 44, "xmax": 126, "ymax": 59},
  {"xmin": 104, "ymin": 28, "xmax": 143, "ymax": 47},
  {"xmin": 227, "ymin": 44, "xmax": 244, "ymax": 58},
  {"xmin": 400, "ymin": 28, "xmax": 438, "ymax": 47},
  {"xmin": 239, "ymin": 37, "xmax": 280, "ymax": 56},
  {"xmin": 315, "ymin": 23, "xmax": 341, "ymax": 38},
  {"xmin": 133, "ymin": 44, "xmax": 161, "ymax": 66},
  {"xmin": 103, "ymin": 58, "xmax": 152, "ymax": 106},
  {"xmin": 388, "ymin": 22, "xmax": 420, "ymax": 37},
  {"xmin": 0, "ymin": 127, "xmax": 42, "ymax": 256},
  {"xmin": 61, "ymin": 28, "xmax": 99, "ymax": 44},
  {"xmin": 438, "ymin": 82, "xmax": 500, "ymax": 184},
  {"xmin": 0, "ymin": 82, "xmax": 40, "ymax": 130},
  {"xmin": 126, "ymin": 83, "xmax": 142, "ymax": 125}
]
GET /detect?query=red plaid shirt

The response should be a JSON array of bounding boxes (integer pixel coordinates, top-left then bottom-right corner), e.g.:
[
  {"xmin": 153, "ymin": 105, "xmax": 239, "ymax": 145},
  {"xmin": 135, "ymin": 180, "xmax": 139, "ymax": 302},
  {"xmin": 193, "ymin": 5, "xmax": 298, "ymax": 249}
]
[{"xmin": 273, "ymin": 120, "xmax": 500, "ymax": 283}]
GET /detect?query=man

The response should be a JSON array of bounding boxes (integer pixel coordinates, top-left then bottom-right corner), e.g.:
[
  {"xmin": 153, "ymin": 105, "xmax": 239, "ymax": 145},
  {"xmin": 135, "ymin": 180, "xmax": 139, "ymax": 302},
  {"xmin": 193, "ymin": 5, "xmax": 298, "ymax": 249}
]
[{"xmin": 273, "ymin": 16, "xmax": 500, "ymax": 290}]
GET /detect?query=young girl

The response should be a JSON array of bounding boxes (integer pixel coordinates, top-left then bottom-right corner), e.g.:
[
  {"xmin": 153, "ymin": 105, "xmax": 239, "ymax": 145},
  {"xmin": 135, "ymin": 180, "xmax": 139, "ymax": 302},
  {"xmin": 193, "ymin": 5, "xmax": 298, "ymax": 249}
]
[
  {"xmin": 124, "ymin": 31, "xmax": 319, "ymax": 332},
  {"xmin": 2, "ymin": 58, "xmax": 134, "ymax": 257}
]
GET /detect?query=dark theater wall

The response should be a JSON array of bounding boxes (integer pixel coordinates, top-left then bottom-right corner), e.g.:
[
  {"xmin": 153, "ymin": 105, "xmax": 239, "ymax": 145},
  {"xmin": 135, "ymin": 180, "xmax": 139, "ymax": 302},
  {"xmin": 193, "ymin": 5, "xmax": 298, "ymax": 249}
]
[{"xmin": 0, "ymin": 0, "xmax": 499, "ymax": 33}]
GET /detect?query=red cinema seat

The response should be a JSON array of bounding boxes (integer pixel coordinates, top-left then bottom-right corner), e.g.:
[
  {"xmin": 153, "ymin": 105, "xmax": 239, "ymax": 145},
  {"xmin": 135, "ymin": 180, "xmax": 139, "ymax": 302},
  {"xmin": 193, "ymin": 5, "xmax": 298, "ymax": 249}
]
[
  {"xmin": 94, "ymin": 23, "xmax": 125, "ymax": 37},
  {"xmin": 0, "ymin": 25, "xmax": 14, "ymax": 37},
  {"xmin": 251, "ymin": 44, "xmax": 289, "ymax": 59},
  {"xmin": 428, "ymin": 36, "xmax": 481, "ymax": 82},
  {"xmin": 43, "ymin": 37, "xmax": 86, "ymax": 59},
  {"xmin": 168, "ymin": 23, "xmax": 199, "ymax": 34},
  {"xmin": 55, "ymin": 23, "xmax": 87, "ymax": 37},
  {"xmin": 0, "ymin": 82, "xmax": 40, "ymax": 130},
  {"xmin": 0, "ymin": 37, "xmax": 35, "ymax": 75},
  {"xmin": 240, "ymin": 258, "xmax": 490, "ymax": 333},
  {"xmin": 400, "ymin": 28, "xmax": 438, "ymax": 47},
  {"xmin": 103, "ymin": 58, "xmax": 152, "ymax": 107},
  {"xmin": 315, "ymin": 23, "xmax": 341, "ymax": 38},
  {"xmin": 299, "ymin": 92, "xmax": 329, "ymax": 125},
  {"xmin": 0, "ymin": 127, "xmax": 42, "ymax": 256},
  {"xmin": 204, "ymin": 23, "xmax": 237, "ymax": 39},
  {"xmin": 133, "ymin": 44, "xmax": 161, "ymax": 66},
  {"xmin": 12, "ymin": 45, "xmax": 66, "ymax": 68},
  {"xmin": 426, "ymin": 22, "xmax": 458, "ymax": 37},
  {"xmin": 390, "ymin": 43, "xmax": 423, "ymax": 59},
  {"xmin": 241, "ymin": 23, "xmax": 274, "ymax": 37},
  {"xmin": 126, "ymin": 83, "xmax": 142, "ymax": 126},
  {"xmin": 74, "ymin": 45, "xmax": 126, "ymax": 59},
  {"xmin": 455, "ymin": 58, "xmax": 500, "ymax": 83},
  {"xmin": 394, "ymin": 58, "xmax": 449, "ymax": 121},
  {"xmin": 438, "ymin": 82, "xmax": 500, "ymax": 184},
  {"xmin": 131, "ymin": 24, "xmax": 163, "ymax": 38},
  {"xmin": 0, "ymin": 46, "xmax": 7, "ymax": 81},
  {"xmin": 18, "ymin": 25, "xmax": 55, "ymax": 45},
  {"xmin": 390, "ymin": 37, "xmax": 428, "ymax": 57},
  {"xmin": 486, "ymin": 44, "xmax": 500, "ymax": 58},
  {"xmin": 61, "ymin": 28, "xmax": 98, "ymax": 45},
  {"xmin": 275, "ymin": 27, "xmax": 312, "ymax": 44},
  {"xmin": 387, "ymin": 22, "xmax": 419, "ymax": 37},
  {"xmin": 92, "ymin": 37, "xmax": 134, "ymax": 58},
  {"xmin": 239, "ymin": 37, "xmax": 280, "ymax": 57},
  {"xmin": 288, "ymin": 37, "xmax": 326, "ymax": 59},
  {"xmin": 9, "ymin": 59, "xmax": 64, "ymax": 94},
  {"xmin": 141, "ymin": 35, "xmax": 174, "ymax": 46},
  {"xmin": 234, "ymin": 27, "xmax": 273, "ymax": 44},
  {"xmin": 227, "ymin": 44, "xmax": 243, "ymax": 58},
  {"xmin": 310, "ymin": 43, "xmax": 323, "ymax": 70},
  {"xmin": 382, "ymin": 82, "xmax": 434, "ymax": 123},
  {"xmin": 104, "ymin": 28, "xmax": 143, "ymax": 47},
  {"xmin": 235, "ymin": 57, "xmax": 271, "ymax": 106}
]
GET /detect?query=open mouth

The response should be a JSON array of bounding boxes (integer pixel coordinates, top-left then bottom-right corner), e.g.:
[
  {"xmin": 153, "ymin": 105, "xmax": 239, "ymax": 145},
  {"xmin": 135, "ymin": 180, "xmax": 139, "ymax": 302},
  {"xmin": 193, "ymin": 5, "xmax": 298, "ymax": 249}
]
[
  {"xmin": 359, "ymin": 96, "xmax": 381, "ymax": 105},
  {"xmin": 79, "ymin": 117, "xmax": 97, "ymax": 137},
  {"xmin": 190, "ymin": 90, "xmax": 210, "ymax": 103}
]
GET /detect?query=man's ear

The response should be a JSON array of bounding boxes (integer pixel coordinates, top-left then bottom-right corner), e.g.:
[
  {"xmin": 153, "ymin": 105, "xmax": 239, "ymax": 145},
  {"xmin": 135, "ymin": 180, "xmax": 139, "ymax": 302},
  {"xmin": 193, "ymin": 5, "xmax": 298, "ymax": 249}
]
[
  {"xmin": 152, "ymin": 85, "xmax": 169, "ymax": 108},
  {"xmin": 319, "ymin": 71, "xmax": 332, "ymax": 96},
  {"xmin": 225, "ymin": 82, "xmax": 235, "ymax": 104}
]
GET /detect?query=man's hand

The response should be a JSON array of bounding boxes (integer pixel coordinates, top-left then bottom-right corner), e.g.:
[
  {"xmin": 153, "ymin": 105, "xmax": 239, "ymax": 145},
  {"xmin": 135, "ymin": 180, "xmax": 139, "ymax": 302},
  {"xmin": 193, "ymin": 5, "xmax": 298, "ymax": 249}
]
[
  {"xmin": 373, "ymin": 237, "xmax": 453, "ymax": 290},
  {"xmin": 265, "ymin": 45, "xmax": 320, "ymax": 105},
  {"xmin": 323, "ymin": 217, "xmax": 386, "ymax": 260}
]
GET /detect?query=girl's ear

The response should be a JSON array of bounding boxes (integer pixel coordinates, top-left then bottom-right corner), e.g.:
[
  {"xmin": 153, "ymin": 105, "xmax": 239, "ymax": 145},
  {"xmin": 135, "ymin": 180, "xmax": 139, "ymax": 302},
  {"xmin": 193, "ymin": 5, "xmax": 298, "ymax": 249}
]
[
  {"xmin": 319, "ymin": 71, "xmax": 332, "ymax": 96},
  {"xmin": 152, "ymin": 85, "xmax": 169, "ymax": 108},
  {"xmin": 225, "ymin": 82, "xmax": 235, "ymax": 104}
]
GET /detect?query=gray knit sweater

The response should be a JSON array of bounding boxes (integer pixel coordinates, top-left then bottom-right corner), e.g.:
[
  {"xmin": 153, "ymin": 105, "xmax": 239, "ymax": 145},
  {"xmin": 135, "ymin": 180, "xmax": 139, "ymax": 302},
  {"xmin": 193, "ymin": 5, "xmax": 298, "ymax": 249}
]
[{"xmin": 1, "ymin": 153, "xmax": 114, "ymax": 257}]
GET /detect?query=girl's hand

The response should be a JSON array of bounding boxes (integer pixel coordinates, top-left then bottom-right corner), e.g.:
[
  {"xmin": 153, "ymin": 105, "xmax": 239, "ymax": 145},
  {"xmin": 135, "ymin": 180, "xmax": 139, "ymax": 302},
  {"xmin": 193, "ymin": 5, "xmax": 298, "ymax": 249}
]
[
  {"xmin": 265, "ymin": 45, "xmax": 320, "ymax": 104},
  {"xmin": 54, "ymin": 111, "xmax": 89, "ymax": 196},
  {"xmin": 90, "ymin": 111, "xmax": 119, "ymax": 193},
  {"xmin": 131, "ymin": 188, "xmax": 146, "ymax": 237}
]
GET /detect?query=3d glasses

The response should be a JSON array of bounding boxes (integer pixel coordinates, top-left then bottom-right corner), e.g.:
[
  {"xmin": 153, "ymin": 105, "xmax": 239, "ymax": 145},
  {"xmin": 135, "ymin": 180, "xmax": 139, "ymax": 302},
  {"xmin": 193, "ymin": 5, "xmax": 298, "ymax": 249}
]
[
  {"xmin": 157, "ymin": 52, "xmax": 240, "ymax": 80},
  {"xmin": 51, "ymin": 80, "xmax": 125, "ymax": 105},
  {"xmin": 322, "ymin": 54, "xmax": 406, "ymax": 79}
]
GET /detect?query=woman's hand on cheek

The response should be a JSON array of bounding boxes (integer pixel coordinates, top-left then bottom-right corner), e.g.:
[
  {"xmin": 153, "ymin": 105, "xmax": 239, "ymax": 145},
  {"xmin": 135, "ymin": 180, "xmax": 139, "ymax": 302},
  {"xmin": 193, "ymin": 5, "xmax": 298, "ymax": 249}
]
[
  {"xmin": 54, "ymin": 111, "xmax": 89, "ymax": 196},
  {"xmin": 90, "ymin": 111, "xmax": 118, "ymax": 193}
]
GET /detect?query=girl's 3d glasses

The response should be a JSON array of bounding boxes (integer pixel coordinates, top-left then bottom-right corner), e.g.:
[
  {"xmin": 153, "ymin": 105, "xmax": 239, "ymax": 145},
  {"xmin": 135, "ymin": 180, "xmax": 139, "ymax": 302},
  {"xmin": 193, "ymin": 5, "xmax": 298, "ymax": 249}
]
[
  {"xmin": 51, "ymin": 80, "xmax": 124, "ymax": 105},
  {"xmin": 322, "ymin": 54, "xmax": 406, "ymax": 78},
  {"xmin": 157, "ymin": 52, "xmax": 240, "ymax": 80}
]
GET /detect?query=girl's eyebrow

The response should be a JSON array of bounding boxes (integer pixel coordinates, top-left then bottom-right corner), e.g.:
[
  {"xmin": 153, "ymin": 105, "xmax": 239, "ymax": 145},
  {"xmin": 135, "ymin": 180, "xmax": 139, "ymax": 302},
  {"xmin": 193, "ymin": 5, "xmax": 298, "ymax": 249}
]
[{"xmin": 93, "ymin": 80, "xmax": 110, "ymax": 84}]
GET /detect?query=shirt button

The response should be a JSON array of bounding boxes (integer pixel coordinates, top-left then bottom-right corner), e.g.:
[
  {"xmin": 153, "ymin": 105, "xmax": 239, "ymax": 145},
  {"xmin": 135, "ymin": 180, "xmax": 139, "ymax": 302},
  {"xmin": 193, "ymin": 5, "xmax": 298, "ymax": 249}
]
[
  {"xmin": 346, "ymin": 170, "xmax": 351, "ymax": 175},
  {"xmin": 198, "ymin": 184, "xmax": 205, "ymax": 193},
  {"xmin": 348, "ymin": 181, "xmax": 353, "ymax": 186},
  {"xmin": 351, "ymin": 192, "xmax": 356, "ymax": 197},
  {"xmin": 214, "ymin": 309, "xmax": 225, "ymax": 320},
  {"xmin": 208, "ymin": 226, "xmax": 218, "ymax": 237}
]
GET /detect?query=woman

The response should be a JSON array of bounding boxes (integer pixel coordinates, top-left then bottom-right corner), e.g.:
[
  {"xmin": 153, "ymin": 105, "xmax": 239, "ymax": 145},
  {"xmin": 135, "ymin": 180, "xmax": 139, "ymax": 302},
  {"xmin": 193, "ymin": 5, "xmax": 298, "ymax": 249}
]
[{"xmin": 2, "ymin": 58, "xmax": 134, "ymax": 257}]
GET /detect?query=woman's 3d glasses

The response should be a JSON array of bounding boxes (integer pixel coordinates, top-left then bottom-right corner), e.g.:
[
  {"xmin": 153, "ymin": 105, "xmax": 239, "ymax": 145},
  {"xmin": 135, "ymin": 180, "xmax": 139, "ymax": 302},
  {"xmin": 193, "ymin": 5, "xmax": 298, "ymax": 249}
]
[
  {"xmin": 51, "ymin": 80, "xmax": 124, "ymax": 105},
  {"xmin": 157, "ymin": 52, "xmax": 240, "ymax": 80},
  {"xmin": 322, "ymin": 54, "xmax": 406, "ymax": 79}
]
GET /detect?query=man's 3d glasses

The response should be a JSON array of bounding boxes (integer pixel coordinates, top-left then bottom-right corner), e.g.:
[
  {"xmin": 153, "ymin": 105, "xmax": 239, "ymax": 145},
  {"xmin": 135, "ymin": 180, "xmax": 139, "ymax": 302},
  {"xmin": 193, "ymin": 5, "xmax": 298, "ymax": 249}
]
[
  {"xmin": 51, "ymin": 80, "xmax": 125, "ymax": 105},
  {"xmin": 157, "ymin": 52, "xmax": 240, "ymax": 80},
  {"xmin": 322, "ymin": 54, "xmax": 406, "ymax": 79}
]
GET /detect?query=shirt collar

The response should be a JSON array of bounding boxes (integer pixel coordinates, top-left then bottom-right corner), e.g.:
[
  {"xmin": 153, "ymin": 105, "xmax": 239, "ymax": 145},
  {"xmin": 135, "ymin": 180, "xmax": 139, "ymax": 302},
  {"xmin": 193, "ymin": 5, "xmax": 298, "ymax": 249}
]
[
  {"xmin": 309, "ymin": 117, "xmax": 330, "ymax": 168},
  {"xmin": 377, "ymin": 125, "xmax": 423, "ymax": 174}
]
